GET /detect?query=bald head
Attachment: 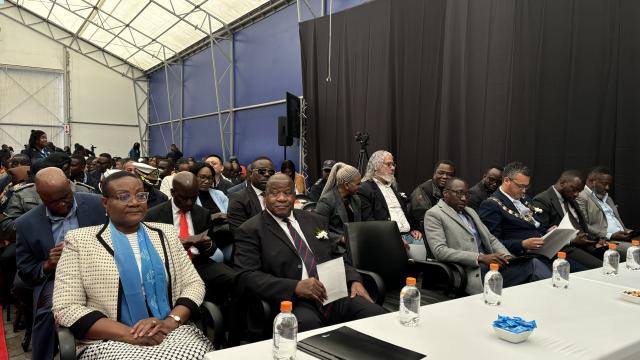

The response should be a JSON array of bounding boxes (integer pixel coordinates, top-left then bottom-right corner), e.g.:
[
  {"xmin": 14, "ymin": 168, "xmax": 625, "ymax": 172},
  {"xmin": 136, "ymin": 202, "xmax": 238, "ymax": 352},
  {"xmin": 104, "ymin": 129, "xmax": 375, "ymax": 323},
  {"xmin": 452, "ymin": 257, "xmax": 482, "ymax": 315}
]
[
  {"xmin": 35, "ymin": 167, "xmax": 74, "ymax": 216},
  {"xmin": 172, "ymin": 171, "xmax": 198, "ymax": 192},
  {"xmin": 266, "ymin": 173, "xmax": 295, "ymax": 192},
  {"xmin": 171, "ymin": 171, "xmax": 199, "ymax": 213}
]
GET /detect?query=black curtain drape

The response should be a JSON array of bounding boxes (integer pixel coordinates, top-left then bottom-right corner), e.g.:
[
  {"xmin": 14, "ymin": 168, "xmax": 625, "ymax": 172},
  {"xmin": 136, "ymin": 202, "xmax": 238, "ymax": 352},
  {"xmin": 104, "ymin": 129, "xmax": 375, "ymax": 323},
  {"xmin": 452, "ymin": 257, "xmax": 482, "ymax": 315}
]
[{"xmin": 300, "ymin": 0, "xmax": 640, "ymax": 228}]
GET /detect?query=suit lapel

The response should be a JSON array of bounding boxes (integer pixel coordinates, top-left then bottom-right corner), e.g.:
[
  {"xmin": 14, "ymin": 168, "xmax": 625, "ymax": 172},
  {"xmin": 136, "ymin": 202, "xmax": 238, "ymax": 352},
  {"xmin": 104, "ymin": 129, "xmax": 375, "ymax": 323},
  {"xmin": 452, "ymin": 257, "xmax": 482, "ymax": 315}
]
[
  {"xmin": 248, "ymin": 188, "xmax": 262, "ymax": 214},
  {"xmin": 548, "ymin": 187, "xmax": 565, "ymax": 218},
  {"xmin": 295, "ymin": 211, "xmax": 323, "ymax": 258},
  {"xmin": 333, "ymin": 189, "xmax": 349, "ymax": 224},
  {"xmin": 439, "ymin": 202, "xmax": 473, "ymax": 236},
  {"xmin": 263, "ymin": 212, "xmax": 298, "ymax": 257}
]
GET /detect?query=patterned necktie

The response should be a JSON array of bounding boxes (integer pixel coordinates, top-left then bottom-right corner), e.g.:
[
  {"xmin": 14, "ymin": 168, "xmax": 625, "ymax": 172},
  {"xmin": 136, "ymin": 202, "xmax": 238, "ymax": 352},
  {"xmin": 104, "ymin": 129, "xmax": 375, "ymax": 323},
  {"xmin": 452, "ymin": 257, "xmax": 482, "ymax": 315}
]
[
  {"xmin": 283, "ymin": 217, "xmax": 317, "ymax": 278},
  {"xmin": 179, "ymin": 210, "xmax": 192, "ymax": 261}
]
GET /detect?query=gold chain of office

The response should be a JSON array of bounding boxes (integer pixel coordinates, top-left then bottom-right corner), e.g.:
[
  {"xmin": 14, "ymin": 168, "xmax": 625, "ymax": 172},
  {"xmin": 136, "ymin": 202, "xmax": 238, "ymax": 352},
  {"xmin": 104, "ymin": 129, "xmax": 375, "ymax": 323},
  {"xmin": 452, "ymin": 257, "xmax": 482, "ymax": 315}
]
[{"xmin": 488, "ymin": 197, "xmax": 538, "ymax": 226}]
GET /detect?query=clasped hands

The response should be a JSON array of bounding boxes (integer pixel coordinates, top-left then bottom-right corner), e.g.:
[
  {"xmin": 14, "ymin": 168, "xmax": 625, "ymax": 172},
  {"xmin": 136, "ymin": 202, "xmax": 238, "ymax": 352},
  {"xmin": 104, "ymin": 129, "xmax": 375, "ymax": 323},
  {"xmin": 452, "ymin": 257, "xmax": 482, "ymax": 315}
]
[
  {"xmin": 181, "ymin": 233, "xmax": 212, "ymax": 252},
  {"xmin": 294, "ymin": 278, "xmax": 373, "ymax": 304},
  {"xmin": 124, "ymin": 317, "xmax": 179, "ymax": 346}
]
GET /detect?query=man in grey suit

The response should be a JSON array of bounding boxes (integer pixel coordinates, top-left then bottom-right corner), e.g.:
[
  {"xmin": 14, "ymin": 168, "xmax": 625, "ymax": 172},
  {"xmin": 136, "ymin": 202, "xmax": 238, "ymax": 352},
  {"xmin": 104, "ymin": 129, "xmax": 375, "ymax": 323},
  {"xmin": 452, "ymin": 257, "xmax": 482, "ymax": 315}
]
[
  {"xmin": 425, "ymin": 177, "xmax": 551, "ymax": 295},
  {"xmin": 576, "ymin": 167, "xmax": 634, "ymax": 250}
]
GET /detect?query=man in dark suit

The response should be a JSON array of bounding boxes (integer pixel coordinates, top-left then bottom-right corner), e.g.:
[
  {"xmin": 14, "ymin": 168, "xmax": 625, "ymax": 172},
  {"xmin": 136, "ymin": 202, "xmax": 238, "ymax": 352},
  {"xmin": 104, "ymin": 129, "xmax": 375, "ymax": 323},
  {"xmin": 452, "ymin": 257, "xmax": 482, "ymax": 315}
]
[
  {"xmin": 532, "ymin": 170, "xmax": 613, "ymax": 265},
  {"xmin": 145, "ymin": 172, "xmax": 237, "ymax": 304},
  {"xmin": 86, "ymin": 152, "xmax": 112, "ymax": 192},
  {"xmin": 358, "ymin": 150, "xmax": 423, "ymax": 258},
  {"xmin": 15, "ymin": 167, "xmax": 104, "ymax": 359},
  {"xmin": 205, "ymin": 154, "xmax": 233, "ymax": 194},
  {"xmin": 233, "ymin": 174, "xmax": 385, "ymax": 332},
  {"xmin": 467, "ymin": 165, "xmax": 503, "ymax": 210},
  {"xmin": 478, "ymin": 162, "xmax": 594, "ymax": 271},
  {"xmin": 228, "ymin": 156, "xmax": 274, "ymax": 232}
]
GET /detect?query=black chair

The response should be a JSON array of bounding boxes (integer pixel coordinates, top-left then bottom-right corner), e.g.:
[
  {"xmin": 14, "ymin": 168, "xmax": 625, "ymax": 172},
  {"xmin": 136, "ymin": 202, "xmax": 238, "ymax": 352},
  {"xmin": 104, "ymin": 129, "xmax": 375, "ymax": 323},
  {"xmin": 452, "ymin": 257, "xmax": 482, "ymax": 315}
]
[
  {"xmin": 345, "ymin": 221, "xmax": 466, "ymax": 311},
  {"xmin": 57, "ymin": 301, "xmax": 224, "ymax": 360}
]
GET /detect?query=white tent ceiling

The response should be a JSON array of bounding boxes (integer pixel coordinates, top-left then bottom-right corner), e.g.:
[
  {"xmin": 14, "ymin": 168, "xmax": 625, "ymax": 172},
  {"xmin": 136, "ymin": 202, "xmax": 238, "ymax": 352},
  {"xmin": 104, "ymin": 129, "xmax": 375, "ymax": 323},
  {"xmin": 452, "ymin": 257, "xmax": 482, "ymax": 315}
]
[{"xmin": 13, "ymin": 0, "xmax": 268, "ymax": 70}]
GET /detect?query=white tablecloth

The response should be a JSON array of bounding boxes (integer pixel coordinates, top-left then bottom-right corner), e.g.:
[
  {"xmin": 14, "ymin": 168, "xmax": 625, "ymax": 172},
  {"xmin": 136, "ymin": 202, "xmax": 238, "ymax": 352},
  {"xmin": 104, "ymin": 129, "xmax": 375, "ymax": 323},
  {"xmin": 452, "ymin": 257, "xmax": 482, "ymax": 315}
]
[
  {"xmin": 573, "ymin": 263, "xmax": 640, "ymax": 289},
  {"xmin": 205, "ymin": 275, "xmax": 640, "ymax": 360}
]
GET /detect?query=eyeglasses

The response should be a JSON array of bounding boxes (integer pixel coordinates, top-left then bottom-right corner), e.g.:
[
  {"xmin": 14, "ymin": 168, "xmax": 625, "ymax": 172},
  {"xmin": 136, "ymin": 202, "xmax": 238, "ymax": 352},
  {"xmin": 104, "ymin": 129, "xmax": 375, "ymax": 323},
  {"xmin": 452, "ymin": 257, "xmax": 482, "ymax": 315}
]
[
  {"xmin": 254, "ymin": 168, "xmax": 276, "ymax": 176},
  {"xmin": 111, "ymin": 192, "xmax": 149, "ymax": 203},
  {"xmin": 509, "ymin": 179, "xmax": 529, "ymax": 190},
  {"xmin": 383, "ymin": 162, "xmax": 396, "ymax": 168},
  {"xmin": 446, "ymin": 190, "xmax": 469, "ymax": 198}
]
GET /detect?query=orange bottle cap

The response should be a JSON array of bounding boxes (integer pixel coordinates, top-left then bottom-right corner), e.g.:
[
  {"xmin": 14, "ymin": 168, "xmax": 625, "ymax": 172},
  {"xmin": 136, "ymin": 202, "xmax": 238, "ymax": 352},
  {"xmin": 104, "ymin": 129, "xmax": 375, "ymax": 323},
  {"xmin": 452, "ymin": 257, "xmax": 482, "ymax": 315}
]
[
  {"xmin": 406, "ymin": 277, "xmax": 416, "ymax": 286},
  {"xmin": 608, "ymin": 243, "xmax": 617, "ymax": 250},
  {"xmin": 489, "ymin": 263, "xmax": 500, "ymax": 271},
  {"xmin": 280, "ymin": 301, "xmax": 292, "ymax": 312},
  {"xmin": 557, "ymin": 251, "xmax": 566, "ymax": 259},
  {"xmin": 632, "ymin": 240, "xmax": 639, "ymax": 246}
]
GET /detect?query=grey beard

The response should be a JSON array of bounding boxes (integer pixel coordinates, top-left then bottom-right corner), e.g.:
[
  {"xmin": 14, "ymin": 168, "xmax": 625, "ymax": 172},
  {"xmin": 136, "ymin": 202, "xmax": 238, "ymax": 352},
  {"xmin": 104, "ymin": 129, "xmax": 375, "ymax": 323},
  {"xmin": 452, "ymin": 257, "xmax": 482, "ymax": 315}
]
[{"xmin": 377, "ymin": 173, "xmax": 395, "ymax": 184}]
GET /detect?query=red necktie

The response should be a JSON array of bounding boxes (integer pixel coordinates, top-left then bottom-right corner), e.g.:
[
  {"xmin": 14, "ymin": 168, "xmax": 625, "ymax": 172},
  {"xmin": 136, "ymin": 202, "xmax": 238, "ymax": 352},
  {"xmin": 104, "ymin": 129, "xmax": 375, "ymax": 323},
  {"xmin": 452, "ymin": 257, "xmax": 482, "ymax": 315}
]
[{"xmin": 179, "ymin": 210, "xmax": 192, "ymax": 261}]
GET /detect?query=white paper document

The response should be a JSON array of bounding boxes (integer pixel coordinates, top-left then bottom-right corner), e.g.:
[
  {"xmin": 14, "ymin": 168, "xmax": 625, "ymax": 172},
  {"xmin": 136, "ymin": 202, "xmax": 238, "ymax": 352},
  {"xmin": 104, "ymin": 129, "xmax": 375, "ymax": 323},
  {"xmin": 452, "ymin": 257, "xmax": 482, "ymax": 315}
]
[
  {"xmin": 529, "ymin": 213, "xmax": 578, "ymax": 259},
  {"xmin": 316, "ymin": 257, "xmax": 348, "ymax": 305}
]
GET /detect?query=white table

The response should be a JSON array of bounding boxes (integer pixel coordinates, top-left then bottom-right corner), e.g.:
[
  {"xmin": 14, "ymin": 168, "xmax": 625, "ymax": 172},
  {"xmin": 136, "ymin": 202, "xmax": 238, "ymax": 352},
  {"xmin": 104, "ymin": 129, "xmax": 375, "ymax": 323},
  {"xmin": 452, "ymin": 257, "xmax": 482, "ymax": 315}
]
[
  {"xmin": 573, "ymin": 263, "xmax": 640, "ymax": 289},
  {"xmin": 205, "ymin": 277, "xmax": 640, "ymax": 360}
]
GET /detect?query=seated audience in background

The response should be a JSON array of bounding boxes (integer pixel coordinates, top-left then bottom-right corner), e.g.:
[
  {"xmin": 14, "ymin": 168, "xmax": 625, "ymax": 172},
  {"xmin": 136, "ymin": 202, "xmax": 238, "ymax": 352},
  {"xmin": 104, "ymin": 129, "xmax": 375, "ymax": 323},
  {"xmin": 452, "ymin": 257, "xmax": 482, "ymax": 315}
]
[
  {"xmin": 467, "ymin": 165, "xmax": 503, "ymax": 210},
  {"xmin": 160, "ymin": 158, "xmax": 192, "ymax": 198},
  {"xmin": 576, "ymin": 167, "xmax": 635, "ymax": 248},
  {"xmin": 157, "ymin": 158, "xmax": 174, "ymax": 181},
  {"xmin": 233, "ymin": 174, "xmax": 385, "ymax": 332},
  {"xmin": 409, "ymin": 160, "xmax": 455, "ymax": 233},
  {"xmin": 128, "ymin": 142, "xmax": 141, "ymax": 160},
  {"xmin": 1, "ymin": 153, "xmax": 94, "ymax": 240},
  {"xmin": 280, "ymin": 160, "xmax": 306, "ymax": 195},
  {"xmin": 167, "ymin": 144, "xmax": 183, "ymax": 161},
  {"xmin": 16, "ymin": 167, "xmax": 104, "ymax": 359},
  {"xmin": 314, "ymin": 163, "xmax": 362, "ymax": 254},
  {"xmin": 145, "ymin": 172, "xmax": 237, "ymax": 305},
  {"xmin": 86, "ymin": 153, "xmax": 112, "ymax": 192},
  {"xmin": 223, "ymin": 158, "xmax": 244, "ymax": 186},
  {"xmin": 85, "ymin": 156, "xmax": 96, "ymax": 173},
  {"xmin": 0, "ymin": 156, "xmax": 30, "ymax": 213},
  {"xmin": 23, "ymin": 130, "xmax": 50, "ymax": 163},
  {"xmin": 229, "ymin": 156, "xmax": 246, "ymax": 179},
  {"xmin": 113, "ymin": 157, "xmax": 125, "ymax": 170},
  {"xmin": 149, "ymin": 156, "xmax": 158, "ymax": 167},
  {"xmin": 358, "ymin": 150, "xmax": 424, "ymax": 259},
  {"xmin": 204, "ymin": 154, "xmax": 233, "ymax": 194},
  {"xmin": 52, "ymin": 171, "xmax": 212, "ymax": 359},
  {"xmin": 228, "ymin": 157, "xmax": 274, "ymax": 232},
  {"xmin": 69, "ymin": 155, "xmax": 90, "ymax": 187},
  {"xmin": 425, "ymin": 178, "xmax": 551, "ymax": 295},
  {"xmin": 131, "ymin": 162, "xmax": 168, "ymax": 208},
  {"xmin": 308, "ymin": 160, "xmax": 336, "ymax": 202},
  {"xmin": 478, "ymin": 162, "xmax": 599, "ymax": 271},
  {"xmin": 190, "ymin": 162, "xmax": 231, "ymax": 261},
  {"xmin": 532, "ymin": 170, "xmax": 626, "ymax": 261}
]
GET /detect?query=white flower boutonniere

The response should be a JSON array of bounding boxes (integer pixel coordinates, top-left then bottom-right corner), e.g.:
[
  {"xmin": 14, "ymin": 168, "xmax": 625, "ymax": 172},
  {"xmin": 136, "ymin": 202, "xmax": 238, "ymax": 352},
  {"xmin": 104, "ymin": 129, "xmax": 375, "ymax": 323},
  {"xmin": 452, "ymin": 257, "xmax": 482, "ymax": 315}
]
[
  {"xmin": 314, "ymin": 229, "xmax": 329, "ymax": 240},
  {"xmin": 399, "ymin": 192, "xmax": 407, "ymax": 199},
  {"xmin": 532, "ymin": 207, "xmax": 543, "ymax": 214}
]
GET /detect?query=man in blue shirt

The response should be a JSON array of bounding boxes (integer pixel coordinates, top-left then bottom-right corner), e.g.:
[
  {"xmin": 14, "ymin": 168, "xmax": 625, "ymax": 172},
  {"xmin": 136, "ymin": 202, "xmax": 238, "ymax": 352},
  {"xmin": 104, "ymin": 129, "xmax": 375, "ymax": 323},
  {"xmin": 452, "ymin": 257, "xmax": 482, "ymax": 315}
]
[{"xmin": 16, "ymin": 167, "xmax": 104, "ymax": 359}]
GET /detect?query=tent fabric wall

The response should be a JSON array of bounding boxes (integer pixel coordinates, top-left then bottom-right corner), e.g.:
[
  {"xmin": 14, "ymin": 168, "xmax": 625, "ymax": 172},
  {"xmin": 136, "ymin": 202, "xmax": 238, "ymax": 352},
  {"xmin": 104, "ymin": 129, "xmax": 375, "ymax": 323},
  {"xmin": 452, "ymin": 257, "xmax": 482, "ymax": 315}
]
[{"xmin": 147, "ymin": 0, "xmax": 368, "ymax": 170}]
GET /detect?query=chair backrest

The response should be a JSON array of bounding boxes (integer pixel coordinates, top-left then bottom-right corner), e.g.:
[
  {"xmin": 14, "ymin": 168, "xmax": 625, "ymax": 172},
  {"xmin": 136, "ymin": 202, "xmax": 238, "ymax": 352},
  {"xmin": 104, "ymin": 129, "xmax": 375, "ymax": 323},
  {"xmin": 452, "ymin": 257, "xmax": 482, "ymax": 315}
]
[
  {"xmin": 345, "ymin": 221, "xmax": 409, "ymax": 292},
  {"xmin": 302, "ymin": 202, "xmax": 317, "ymax": 211}
]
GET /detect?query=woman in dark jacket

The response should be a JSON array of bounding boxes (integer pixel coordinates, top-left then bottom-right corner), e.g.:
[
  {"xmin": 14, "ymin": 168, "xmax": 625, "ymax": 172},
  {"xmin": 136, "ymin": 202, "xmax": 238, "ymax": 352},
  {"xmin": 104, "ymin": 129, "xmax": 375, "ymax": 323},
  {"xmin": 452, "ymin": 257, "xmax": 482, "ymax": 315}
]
[{"xmin": 23, "ymin": 130, "xmax": 49, "ymax": 163}]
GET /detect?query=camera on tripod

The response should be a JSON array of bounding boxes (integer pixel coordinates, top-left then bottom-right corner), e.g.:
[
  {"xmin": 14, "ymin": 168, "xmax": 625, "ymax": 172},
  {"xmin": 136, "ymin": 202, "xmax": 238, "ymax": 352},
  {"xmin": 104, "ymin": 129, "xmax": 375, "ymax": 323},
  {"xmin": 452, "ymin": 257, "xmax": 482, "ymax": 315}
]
[{"xmin": 355, "ymin": 132, "xmax": 369, "ymax": 148}]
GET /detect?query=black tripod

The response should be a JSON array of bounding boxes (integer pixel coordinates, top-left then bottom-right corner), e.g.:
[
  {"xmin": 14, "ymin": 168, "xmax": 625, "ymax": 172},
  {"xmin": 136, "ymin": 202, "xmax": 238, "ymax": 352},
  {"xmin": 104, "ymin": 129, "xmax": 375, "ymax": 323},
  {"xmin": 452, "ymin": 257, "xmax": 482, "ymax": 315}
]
[{"xmin": 355, "ymin": 132, "xmax": 370, "ymax": 174}]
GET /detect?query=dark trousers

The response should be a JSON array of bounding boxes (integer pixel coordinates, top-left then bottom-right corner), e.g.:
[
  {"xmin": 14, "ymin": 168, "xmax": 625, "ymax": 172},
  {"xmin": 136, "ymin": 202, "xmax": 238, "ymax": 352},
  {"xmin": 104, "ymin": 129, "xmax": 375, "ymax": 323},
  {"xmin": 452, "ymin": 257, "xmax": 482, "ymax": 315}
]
[
  {"xmin": 481, "ymin": 257, "xmax": 551, "ymax": 288},
  {"xmin": 193, "ymin": 258, "xmax": 237, "ymax": 305},
  {"xmin": 32, "ymin": 279, "xmax": 56, "ymax": 360},
  {"xmin": 0, "ymin": 243, "xmax": 16, "ymax": 301},
  {"xmin": 293, "ymin": 295, "xmax": 387, "ymax": 332},
  {"xmin": 564, "ymin": 246, "xmax": 602, "ymax": 270}
]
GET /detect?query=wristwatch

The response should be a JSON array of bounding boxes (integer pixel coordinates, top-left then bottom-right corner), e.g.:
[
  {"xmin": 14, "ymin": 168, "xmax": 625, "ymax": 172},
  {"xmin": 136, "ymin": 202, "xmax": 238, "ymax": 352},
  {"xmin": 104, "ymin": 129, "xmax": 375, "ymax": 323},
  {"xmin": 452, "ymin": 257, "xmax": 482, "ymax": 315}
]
[{"xmin": 167, "ymin": 314, "xmax": 182, "ymax": 326}]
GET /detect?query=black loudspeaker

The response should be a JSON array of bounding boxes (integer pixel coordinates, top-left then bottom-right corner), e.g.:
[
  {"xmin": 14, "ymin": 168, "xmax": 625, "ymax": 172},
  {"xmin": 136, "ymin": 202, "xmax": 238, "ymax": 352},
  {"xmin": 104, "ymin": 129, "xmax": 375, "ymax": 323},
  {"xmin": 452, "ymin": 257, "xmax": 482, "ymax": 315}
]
[{"xmin": 278, "ymin": 116, "xmax": 293, "ymax": 146}]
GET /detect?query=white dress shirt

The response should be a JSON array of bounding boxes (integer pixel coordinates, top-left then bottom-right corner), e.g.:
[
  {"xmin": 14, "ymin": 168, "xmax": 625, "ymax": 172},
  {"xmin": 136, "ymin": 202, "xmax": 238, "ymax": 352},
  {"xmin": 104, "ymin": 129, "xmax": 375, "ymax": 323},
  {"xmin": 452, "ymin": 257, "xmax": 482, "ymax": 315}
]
[
  {"xmin": 171, "ymin": 199, "xmax": 199, "ymax": 255},
  {"xmin": 373, "ymin": 178, "xmax": 411, "ymax": 232},
  {"xmin": 267, "ymin": 209, "xmax": 312, "ymax": 280},
  {"xmin": 499, "ymin": 187, "xmax": 540, "ymax": 228},
  {"xmin": 251, "ymin": 184, "xmax": 266, "ymax": 210}
]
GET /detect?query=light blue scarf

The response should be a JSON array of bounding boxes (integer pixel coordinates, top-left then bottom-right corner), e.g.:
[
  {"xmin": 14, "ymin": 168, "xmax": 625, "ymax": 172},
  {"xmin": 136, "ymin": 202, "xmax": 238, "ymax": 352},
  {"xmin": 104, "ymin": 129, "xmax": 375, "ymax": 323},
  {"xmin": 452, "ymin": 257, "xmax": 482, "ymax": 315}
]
[{"xmin": 110, "ymin": 222, "xmax": 170, "ymax": 326}]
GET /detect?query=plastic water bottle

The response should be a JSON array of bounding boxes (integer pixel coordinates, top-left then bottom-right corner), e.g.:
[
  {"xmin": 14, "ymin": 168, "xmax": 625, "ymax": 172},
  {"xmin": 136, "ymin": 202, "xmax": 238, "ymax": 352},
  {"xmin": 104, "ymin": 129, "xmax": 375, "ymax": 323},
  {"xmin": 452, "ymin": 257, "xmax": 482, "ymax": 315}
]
[
  {"xmin": 552, "ymin": 251, "xmax": 570, "ymax": 289},
  {"xmin": 273, "ymin": 301, "xmax": 297, "ymax": 360},
  {"xmin": 602, "ymin": 243, "xmax": 620, "ymax": 276},
  {"xmin": 399, "ymin": 277, "xmax": 420, "ymax": 326},
  {"xmin": 484, "ymin": 263, "xmax": 503, "ymax": 306},
  {"xmin": 626, "ymin": 240, "xmax": 640, "ymax": 271}
]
